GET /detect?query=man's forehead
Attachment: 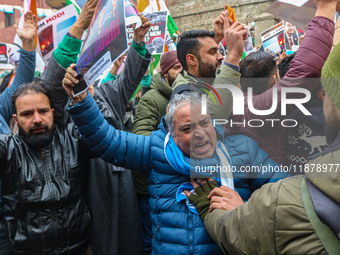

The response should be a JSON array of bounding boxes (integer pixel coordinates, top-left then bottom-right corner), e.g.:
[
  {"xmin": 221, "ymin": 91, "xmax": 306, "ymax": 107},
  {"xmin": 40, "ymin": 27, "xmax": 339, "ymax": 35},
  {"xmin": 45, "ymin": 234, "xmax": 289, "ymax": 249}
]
[
  {"xmin": 16, "ymin": 93, "xmax": 50, "ymax": 110},
  {"xmin": 198, "ymin": 37, "xmax": 218, "ymax": 50},
  {"xmin": 174, "ymin": 103, "xmax": 208, "ymax": 122}
]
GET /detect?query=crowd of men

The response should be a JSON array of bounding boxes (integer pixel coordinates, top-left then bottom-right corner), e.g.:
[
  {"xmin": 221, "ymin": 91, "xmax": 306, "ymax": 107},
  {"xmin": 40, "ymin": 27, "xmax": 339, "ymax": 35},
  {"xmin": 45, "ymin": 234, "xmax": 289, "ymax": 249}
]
[{"xmin": 0, "ymin": 0, "xmax": 340, "ymax": 254}]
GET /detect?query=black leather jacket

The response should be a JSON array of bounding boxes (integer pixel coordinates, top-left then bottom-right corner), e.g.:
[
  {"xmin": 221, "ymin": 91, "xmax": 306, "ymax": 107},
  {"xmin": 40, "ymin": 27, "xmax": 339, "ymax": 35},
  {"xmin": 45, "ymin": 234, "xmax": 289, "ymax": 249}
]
[{"xmin": 0, "ymin": 124, "xmax": 90, "ymax": 254}]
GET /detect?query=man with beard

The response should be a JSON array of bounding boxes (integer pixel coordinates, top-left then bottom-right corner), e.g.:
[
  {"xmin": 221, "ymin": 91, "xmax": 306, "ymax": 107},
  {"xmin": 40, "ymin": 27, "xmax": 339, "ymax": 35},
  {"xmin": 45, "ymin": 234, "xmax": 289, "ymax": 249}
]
[
  {"xmin": 185, "ymin": 41, "xmax": 340, "ymax": 255},
  {"xmin": 172, "ymin": 10, "xmax": 247, "ymax": 116},
  {"xmin": 0, "ymin": 80, "xmax": 91, "ymax": 254},
  {"xmin": 131, "ymin": 50, "xmax": 182, "ymax": 254},
  {"xmin": 0, "ymin": 3, "xmax": 101, "ymax": 254}
]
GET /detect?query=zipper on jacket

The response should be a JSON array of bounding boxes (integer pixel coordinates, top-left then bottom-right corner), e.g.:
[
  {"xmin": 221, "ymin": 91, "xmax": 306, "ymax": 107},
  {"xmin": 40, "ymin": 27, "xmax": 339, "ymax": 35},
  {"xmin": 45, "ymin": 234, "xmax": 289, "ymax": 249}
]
[
  {"xmin": 188, "ymin": 212, "xmax": 193, "ymax": 255},
  {"xmin": 40, "ymin": 148, "xmax": 56, "ymax": 199},
  {"xmin": 41, "ymin": 148, "xmax": 59, "ymax": 246}
]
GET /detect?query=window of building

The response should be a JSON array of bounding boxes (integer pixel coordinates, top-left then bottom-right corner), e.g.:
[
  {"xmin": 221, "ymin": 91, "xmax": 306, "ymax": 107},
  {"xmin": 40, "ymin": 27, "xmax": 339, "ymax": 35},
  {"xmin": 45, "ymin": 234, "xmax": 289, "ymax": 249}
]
[{"xmin": 5, "ymin": 13, "xmax": 15, "ymax": 28}]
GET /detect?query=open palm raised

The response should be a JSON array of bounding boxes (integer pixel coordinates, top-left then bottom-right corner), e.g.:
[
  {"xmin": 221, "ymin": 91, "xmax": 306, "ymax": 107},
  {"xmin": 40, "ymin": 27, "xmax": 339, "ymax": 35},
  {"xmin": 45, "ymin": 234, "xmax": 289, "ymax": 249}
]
[{"xmin": 15, "ymin": 11, "xmax": 37, "ymax": 42}]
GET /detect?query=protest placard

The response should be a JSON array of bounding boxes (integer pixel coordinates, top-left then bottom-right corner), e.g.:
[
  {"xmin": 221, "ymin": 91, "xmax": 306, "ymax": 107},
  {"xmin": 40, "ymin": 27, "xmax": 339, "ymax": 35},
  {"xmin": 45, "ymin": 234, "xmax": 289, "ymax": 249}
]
[
  {"xmin": 0, "ymin": 43, "xmax": 17, "ymax": 70},
  {"xmin": 0, "ymin": 43, "xmax": 9, "ymax": 68},
  {"xmin": 244, "ymin": 26, "xmax": 254, "ymax": 53},
  {"xmin": 260, "ymin": 21, "xmax": 285, "ymax": 57},
  {"xmin": 143, "ymin": 11, "xmax": 167, "ymax": 54},
  {"xmin": 74, "ymin": 0, "xmax": 128, "ymax": 96},
  {"xmin": 127, "ymin": 10, "xmax": 167, "ymax": 55},
  {"xmin": 283, "ymin": 21, "xmax": 300, "ymax": 51},
  {"xmin": 267, "ymin": 0, "xmax": 316, "ymax": 32},
  {"xmin": 37, "ymin": 5, "xmax": 79, "ymax": 64}
]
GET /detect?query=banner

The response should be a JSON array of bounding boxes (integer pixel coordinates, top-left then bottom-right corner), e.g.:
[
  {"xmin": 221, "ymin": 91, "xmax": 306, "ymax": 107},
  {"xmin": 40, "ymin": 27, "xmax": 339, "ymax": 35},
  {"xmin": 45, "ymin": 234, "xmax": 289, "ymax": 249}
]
[
  {"xmin": 260, "ymin": 21, "xmax": 285, "ymax": 56},
  {"xmin": 267, "ymin": 0, "xmax": 316, "ymax": 32},
  {"xmin": 37, "ymin": 5, "xmax": 79, "ymax": 64},
  {"xmin": 75, "ymin": 0, "xmax": 128, "ymax": 95}
]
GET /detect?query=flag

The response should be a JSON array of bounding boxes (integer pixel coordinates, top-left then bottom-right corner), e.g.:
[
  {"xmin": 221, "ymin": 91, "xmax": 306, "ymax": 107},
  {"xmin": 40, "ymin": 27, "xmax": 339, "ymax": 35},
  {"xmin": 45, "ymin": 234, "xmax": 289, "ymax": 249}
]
[
  {"xmin": 14, "ymin": 0, "xmax": 38, "ymax": 47},
  {"xmin": 226, "ymin": 5, "xmax": 237, "ymax": 23},
  {"xmin": 66, "ymin": 0, "xmax": 82, "ymax": 14}
]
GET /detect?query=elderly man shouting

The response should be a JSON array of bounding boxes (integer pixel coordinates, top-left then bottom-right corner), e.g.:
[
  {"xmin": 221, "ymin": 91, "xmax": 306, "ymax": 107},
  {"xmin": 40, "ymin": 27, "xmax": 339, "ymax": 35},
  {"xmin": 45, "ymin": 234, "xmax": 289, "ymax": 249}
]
[{"xmin": 63, "ymin": 79, "xmax": 288, "ymax": 254}]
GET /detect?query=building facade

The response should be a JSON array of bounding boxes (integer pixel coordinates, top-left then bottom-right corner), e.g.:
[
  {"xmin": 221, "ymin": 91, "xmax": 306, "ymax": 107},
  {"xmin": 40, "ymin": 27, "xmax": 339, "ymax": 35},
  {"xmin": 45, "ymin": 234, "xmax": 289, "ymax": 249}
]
[
  {"xmin": 168, "ymin": 0, "xmax": 276, "ymax": 47},
  {"xmin": 0, "ymin": 0, "xmax": 52, "ymax": 43}
]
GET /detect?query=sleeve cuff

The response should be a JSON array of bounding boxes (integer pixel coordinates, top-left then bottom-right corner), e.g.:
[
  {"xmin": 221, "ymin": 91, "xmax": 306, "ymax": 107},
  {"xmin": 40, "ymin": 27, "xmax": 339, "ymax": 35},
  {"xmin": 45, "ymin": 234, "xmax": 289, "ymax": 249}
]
[
  {"xmin": 131, "ymin": 41, "xmax": 147, "ymax": 57},
  {"xmin": 223, "ymin": 61, "xmax": 240, "ymax": 72}
]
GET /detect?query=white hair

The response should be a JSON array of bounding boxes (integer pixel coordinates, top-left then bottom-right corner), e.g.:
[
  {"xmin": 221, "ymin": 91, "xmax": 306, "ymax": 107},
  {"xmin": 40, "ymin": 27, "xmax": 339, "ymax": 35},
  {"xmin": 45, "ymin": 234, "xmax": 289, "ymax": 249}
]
[{"xmin": 165, "ymin": 92, "xmax": 202, "ymax": 136}]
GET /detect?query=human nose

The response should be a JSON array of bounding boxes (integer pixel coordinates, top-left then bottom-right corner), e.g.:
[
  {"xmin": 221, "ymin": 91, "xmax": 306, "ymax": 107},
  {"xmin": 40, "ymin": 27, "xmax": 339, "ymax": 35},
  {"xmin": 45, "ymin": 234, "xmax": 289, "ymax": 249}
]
[
  {"xmin": 217, "ymin": 51, "xmax": 224, "ymax": 61},
  {"xmin": 32, "ymin": 112, "xmax": 43, "ymax": 124},
  {"xmin": 193, "ymin": 126, "xmax": 205, "ymax": 138}
]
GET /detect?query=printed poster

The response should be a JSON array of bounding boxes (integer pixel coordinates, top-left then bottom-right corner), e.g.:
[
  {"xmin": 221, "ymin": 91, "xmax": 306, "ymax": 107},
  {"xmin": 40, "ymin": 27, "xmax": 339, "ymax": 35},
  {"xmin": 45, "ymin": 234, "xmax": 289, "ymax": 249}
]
[
  {"xmin": 37, "ymin": 5, "xmax": 79, "ymax": 64},
  {"xmin": 260, "ymin": 21, "xmax": 285, "ymax": 57},
  {"xmin": 284, "ymin": 21, "xmax": 300, "ymax": 51},
  {"xmin": 75, "ymin": 0, "xmax": 128, "ymax": 95},
  {"xmin": 0, "ymin": 43, "xmax": 16, "ymax": 69},
  {"xmin": 0, "ymin": 43, "xmax": 9, "ymax": 65},
  {"xmin": 127, "ymin": 11, "xmax": 167, "ymax": 55}
]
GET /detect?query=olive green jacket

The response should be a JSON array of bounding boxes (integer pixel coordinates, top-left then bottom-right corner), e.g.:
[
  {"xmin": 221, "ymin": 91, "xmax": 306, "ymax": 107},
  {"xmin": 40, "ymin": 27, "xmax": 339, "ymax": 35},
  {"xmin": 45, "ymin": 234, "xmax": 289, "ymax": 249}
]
[
  {"xmin": 204, "ymin": 142, "xmax": 340, "ymax": 254},
  {"xmin": 132, "ymin": 72, "xmax": 172, "ymax": 195},
  {"xmin": 132, "ymin": 72, "xmax": 172, "ymax": 136}
]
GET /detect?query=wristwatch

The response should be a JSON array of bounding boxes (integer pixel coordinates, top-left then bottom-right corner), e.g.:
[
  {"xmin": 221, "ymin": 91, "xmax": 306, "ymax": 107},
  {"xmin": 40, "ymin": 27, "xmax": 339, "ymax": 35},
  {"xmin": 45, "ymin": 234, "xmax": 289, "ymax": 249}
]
[{"xmin": 133, "ymin": 40, "xmax": 146, "ymax": 47}]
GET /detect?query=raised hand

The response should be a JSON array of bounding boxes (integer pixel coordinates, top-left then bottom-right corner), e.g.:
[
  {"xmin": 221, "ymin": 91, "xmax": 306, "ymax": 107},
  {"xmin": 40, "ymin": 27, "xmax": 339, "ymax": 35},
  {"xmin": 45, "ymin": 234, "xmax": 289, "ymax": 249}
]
[
  {"xmin": 111, "ymin": 53, "xmax": 127, "ymax": 76},
  {"xmin": 213, "ymin": 10, "xmax": 226, "ymax": 44},
  {"xmin": 314, "ymin": 0, "xmax": 338, "ymax": 20},
  {"xmin": 133, "ymin": 14, "xmax": 151, "ymax": 42},
  {"xmin": 62, "ymin": 64, "xmax": 87, "ymax": 103},
  {"xmin": 69, "ymin": 0, "xmax": 98, "ymax": 39},
  {"xmin": 15, "ymin": 11, "xmax": 37, "ymax": 51}
]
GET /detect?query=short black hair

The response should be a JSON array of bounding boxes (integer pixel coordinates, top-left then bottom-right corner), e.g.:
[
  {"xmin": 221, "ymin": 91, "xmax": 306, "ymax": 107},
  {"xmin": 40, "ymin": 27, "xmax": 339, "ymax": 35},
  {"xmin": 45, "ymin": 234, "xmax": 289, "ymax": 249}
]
[
  {"xmin": 240, "ymin": 51, "xmax": 277, "ymax": 95},
  {"xmin": 12, "ymin": 80, "xmax": 52, "ymax": 112},
  {"xmin": 278, "ymin": 53, "xmax": 296, "ymax": 79},
  {"xmin": 177, "ymin": 30, "xmax": 215, "ymax": 71}
]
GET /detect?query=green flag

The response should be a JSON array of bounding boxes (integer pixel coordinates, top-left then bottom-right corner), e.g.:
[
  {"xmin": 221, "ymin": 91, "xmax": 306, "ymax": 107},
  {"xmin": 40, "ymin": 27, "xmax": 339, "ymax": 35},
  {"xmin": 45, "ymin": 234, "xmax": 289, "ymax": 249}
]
[
  {"xmin": 66, "ymin": 0, "xmax": 81, "ymax": 14},
  {"xmin": 167, "ymin": 15, "xmax": 179, "ymax": 37}
]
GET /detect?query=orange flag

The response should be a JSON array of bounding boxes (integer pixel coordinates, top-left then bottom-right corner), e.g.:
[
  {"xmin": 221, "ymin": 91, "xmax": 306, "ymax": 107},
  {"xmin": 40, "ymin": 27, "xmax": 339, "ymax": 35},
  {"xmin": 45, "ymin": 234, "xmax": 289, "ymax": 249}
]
[{"xmin": 226, "ymin": 5, "xmax": 237, "ymax": 22}]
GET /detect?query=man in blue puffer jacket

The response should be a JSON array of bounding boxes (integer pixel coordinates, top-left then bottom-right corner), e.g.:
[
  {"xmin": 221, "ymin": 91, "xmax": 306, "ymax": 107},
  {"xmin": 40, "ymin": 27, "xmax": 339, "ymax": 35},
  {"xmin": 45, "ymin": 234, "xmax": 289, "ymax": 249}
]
[{"xmin": 64, "ymin": 70, "xmax": 289, "ymax": 254}]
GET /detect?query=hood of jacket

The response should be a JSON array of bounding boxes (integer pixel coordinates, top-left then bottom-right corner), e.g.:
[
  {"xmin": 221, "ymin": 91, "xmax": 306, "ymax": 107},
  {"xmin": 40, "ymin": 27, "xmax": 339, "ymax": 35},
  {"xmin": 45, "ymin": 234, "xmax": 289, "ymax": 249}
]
[
  {"xmin": 172, "ymin": 70, "xmax": 201, "ymax": 89},
  {"xmin": 150, "ymin": 72, "xmax": 172, "ymax": 100}
]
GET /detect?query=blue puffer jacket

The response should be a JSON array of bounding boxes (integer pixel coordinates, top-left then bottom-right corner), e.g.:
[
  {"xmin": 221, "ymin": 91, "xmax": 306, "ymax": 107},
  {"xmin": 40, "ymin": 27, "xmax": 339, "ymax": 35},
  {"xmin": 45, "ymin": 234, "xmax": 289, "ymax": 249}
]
[{"xmin": 68, "ymin": 94, "xmax": 290, "ymax": 254}]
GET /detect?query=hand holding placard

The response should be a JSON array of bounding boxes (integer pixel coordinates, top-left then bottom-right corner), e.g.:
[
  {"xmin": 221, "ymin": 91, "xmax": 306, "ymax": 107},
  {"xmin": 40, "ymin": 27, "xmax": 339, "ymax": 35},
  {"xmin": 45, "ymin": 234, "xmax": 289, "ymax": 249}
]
[
  {"xmin": 133, "ymin": 14, "xmax": 150, "ymax": 42},
  {"xmin": 69, "ymin": 0, "xmax": 98, "ymax": 39}
]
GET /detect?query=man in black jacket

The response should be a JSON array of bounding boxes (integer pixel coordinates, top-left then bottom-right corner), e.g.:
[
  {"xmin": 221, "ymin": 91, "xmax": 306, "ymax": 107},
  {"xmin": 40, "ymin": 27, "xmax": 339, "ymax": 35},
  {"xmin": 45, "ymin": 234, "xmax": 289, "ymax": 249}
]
[{"xmin": 1, "ymin": 80, "xmax": 92, "ymax": 254}]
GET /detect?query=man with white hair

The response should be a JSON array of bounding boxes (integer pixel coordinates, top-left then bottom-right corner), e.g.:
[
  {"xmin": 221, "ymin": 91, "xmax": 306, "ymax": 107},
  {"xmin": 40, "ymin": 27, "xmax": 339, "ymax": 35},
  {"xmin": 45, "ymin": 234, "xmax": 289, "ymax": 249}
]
[{"xmin": 63, "ymin": 76, "xmax": 288, "ymax": 254}]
